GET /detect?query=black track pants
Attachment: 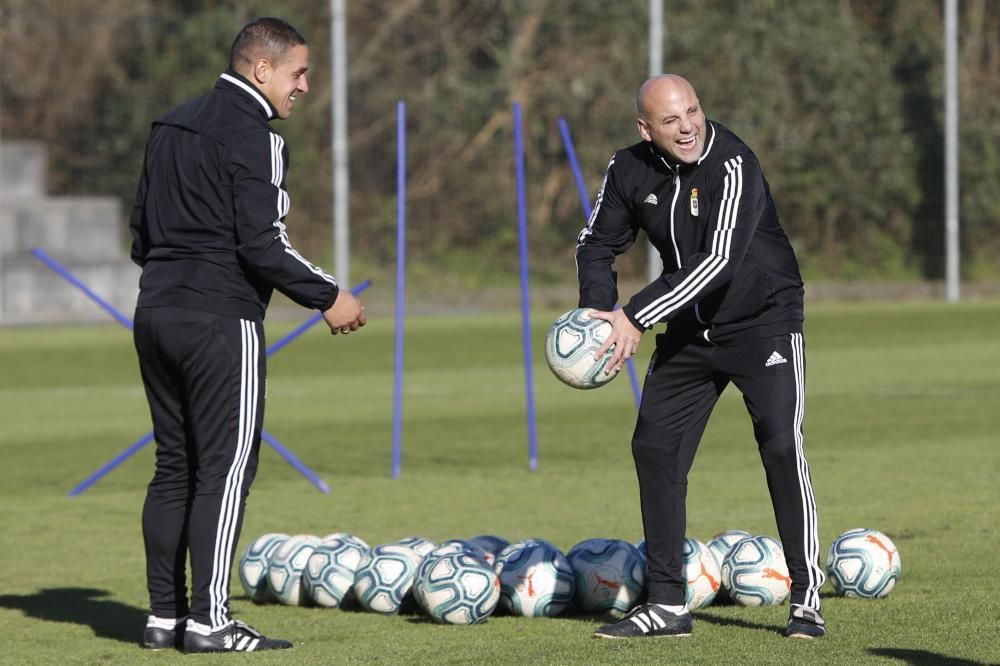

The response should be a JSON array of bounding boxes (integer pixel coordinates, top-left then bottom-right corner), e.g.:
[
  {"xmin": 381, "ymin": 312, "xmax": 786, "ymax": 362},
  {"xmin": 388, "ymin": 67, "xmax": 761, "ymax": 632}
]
[
  {"xmin": 633, "ymin": 331, "xmax": 824, "ymax": 610},
  {"xmin": 134, "ymin": 306, "xmax": 265, "ymax": 628}
]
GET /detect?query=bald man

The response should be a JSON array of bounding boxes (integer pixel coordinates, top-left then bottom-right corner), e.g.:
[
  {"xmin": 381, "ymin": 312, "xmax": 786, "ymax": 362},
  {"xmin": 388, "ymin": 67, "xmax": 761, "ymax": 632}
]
[
  {"xmin": 130, "ymin": 17, "xmax": 365, "ymax": 652},
  {"xmin": 578, "ymin": 75, "xmax": 826, "ymax": 640}
]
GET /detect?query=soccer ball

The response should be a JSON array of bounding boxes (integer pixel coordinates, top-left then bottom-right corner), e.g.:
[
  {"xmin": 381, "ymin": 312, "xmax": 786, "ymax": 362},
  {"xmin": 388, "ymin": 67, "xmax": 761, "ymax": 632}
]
[
  {"xmin": 303, "ymin": 534, "xmax": 371, "ymax": 608},
  {"xmin": 544, "ymin": 308, "xmax": 618, "ymax": 389},
  {"xmin": 353, "ymin": 544, "xmax": 419, "ymax": 614},
  {"xmin": 238, "ymin": 533, "xmax": 289, "ymax": 602},
  {"xmin": 266, "ymin": 534, "xmax": 321, "ymax": 606},
  {"xmin": 720, "ymin": 535, "xmax": 791, "ymax": 606},
  {"xmin": 682, "ymin": 538, "xmax": 722, "ymax": 609},
  {"xmin": 567, "ymin": 538, "xmax": 645, "ymax": 616},
  {"xmin": 468, "ymin": 535, "xmax": 509, "ymax": 564},
  {"xmin": 496, "ymin": 541, "xmax": 576, "ymax": 617},
  {"xmin": 706, "ymin": 529, "xmax": 751, "ymax": 602},
  {"xmin": 707, "ymin": 529, "xmax": 752, "ymax": 566},
  {"xmin": 826, "ymin": 528, "xmax": 901, "ymax": 598},
  {"xmin": 421, "ymin": 539, "xmax": 492, "ymax": 567},
  {"xmin": 414, "ymin": 551, "xmax": 501, "ymax": 624},
  {"xmin": 394, "ymin": 536, "xmax": 436, "ymax": 561}
]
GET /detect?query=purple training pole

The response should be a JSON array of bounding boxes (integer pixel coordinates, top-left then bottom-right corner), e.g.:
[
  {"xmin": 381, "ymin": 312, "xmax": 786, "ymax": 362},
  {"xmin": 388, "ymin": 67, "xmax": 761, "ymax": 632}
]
[
  {"xmin": 68, "ymin": 432, "xmax": 154, "ymax": 496},
  {"xmin": 261, "ymin": 430, "xmax": 331, "ymax": 493},
  {"xmin": 391, "ymin": 100, "xmax": 406, "ymax": 480},
  {"xmin": 556, "ymin": 118, "xmax": 642, "ymax": 408},
  {"xmin": 64, "ymin": 276, "xmax": 371, "ymax": 496},
  {"xmin": 513, "ymin": 102, "xmax": 539, "ymax": 471},
  {"xmin": 31, "ymin": 247, "xmax": 134, "ymax": 330},
  {"xmin": 266, "ymin": 279, "xmax": 372, "ymax": 356}
]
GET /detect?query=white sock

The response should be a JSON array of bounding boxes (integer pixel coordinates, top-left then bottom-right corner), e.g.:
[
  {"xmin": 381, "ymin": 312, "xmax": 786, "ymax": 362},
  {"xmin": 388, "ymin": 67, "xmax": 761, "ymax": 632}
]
[
  {"xmin": 655, "ymin": 604, "xmax": 688, "ymax": 615},
  {"xmin": 146, "ymin": 615, "xmax": 186, "ymax": 629},
  {"xmin": 185, "ymin": 619, "xmax": 232, "ymax": 636}
]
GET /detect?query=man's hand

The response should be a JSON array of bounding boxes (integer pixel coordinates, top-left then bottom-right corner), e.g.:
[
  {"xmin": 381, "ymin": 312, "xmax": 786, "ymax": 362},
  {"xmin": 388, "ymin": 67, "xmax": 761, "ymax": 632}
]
[
  {"xmin": 322, "ymin": 291, "xmax": 367, "ymax": 335},
  {"xmin": 590, "ymin": 309, "xmax": 643, "ymax": 374}
]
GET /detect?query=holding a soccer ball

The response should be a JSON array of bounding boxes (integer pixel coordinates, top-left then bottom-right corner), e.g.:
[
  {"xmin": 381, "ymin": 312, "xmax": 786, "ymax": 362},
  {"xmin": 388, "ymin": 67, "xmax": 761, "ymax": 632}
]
[{"xmin": 574, "ymin": 75, "xmax": 827, "ymax": 640}]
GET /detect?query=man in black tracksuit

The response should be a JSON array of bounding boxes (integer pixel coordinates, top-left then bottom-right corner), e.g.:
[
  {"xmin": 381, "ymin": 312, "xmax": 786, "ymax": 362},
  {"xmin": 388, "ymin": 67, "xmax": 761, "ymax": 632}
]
[
  {"xmin": 583, "ymin": 75, "xmax": 826, "ymax": 640},
  {"xmin": 129, "ymin": 18, "xmax": 366, "ymax": 653}
]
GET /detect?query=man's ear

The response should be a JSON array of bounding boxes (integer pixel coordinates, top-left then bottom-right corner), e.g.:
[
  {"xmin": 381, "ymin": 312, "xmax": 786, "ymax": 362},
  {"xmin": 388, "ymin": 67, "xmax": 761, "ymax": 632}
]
[
  {"xmin": 636, "ymin": 118, "xmax": 651, "ymax": 142},
  {"xmin": 253, "ymin": 58, "xmax": 271, "ymax": 85}
]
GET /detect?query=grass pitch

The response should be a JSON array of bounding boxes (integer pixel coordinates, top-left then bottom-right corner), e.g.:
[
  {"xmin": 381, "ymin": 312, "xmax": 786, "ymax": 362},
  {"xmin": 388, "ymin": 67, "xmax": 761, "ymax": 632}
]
[{"xmin": 0, "ymin": 300, "xmax": 997, "ymax": 664}]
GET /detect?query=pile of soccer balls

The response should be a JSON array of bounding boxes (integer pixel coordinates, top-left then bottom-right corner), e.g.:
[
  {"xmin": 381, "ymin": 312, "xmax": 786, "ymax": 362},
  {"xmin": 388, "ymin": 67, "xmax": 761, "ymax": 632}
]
[{"xmin": 239, "ymin": 527, "xmax": 901, "ymax": 625}]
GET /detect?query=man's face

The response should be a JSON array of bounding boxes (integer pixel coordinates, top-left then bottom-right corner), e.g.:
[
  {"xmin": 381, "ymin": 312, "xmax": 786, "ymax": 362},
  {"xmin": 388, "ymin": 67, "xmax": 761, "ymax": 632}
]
[
  {"xmin": 636, "ymin": 79, "xmax": 706, "ymax": 165},
  {"xmin": 259, "ymin": 44, "xmax": 310, "ymax": 119}
]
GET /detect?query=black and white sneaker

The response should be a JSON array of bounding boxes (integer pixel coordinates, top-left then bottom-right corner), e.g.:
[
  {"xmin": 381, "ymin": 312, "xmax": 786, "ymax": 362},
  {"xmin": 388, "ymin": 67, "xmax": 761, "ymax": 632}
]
[
  {"xmin": 593, "ymin": 604, "xmax": 693, "ymax": 639},
  {"xmin": 183, "ymin": 620, "xmax": 293, "ymax": 653},
  {"xmin": 141, "ymin": 616, "xmax": 184, "ymax": 650},
  {"xmin": 786, "ymin": 605, "xmax": 826, "ymax": 639}
]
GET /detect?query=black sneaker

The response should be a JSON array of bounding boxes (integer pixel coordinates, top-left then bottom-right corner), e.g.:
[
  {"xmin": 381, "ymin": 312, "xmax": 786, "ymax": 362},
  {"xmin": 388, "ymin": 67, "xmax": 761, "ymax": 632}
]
[
  {"xmin": 786, "ymin": 605, "xmax": 826, "ymax": 639},
  {"xmin": 141, "ymin": 617, "xmax": 184, "ymax": 650},
  {"xmin": 141, "ymin": 626, "xmax": 181, "ymax": 650},
  {"xmin": 593, "ymin": 604, "xmax": 693, "ymax": 639},
  {"xmin": 183, "ymin": 620, "xmax": 293, "ymax": 653}
]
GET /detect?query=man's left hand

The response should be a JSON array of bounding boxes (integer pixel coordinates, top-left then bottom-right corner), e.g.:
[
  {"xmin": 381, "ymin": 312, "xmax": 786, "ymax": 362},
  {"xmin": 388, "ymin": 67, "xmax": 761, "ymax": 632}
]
[{"xmin": 589, "ymin": 309, "xmax": 643, "ymax": 375}]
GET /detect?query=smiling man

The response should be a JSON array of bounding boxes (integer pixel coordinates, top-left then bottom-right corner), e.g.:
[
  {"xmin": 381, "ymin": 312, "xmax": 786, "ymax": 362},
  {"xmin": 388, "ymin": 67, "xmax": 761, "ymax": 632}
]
[
  {"xmin": 130, "ymin": 17, "xmax": 366, "ymax": 653},
  {"xmin": 578, "ymin": 75, "xmax": 826, "ymax": 640}
]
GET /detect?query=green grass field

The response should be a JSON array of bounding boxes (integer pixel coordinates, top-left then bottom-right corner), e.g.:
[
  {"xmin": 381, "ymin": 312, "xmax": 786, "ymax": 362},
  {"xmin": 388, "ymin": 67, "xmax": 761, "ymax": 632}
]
[{"xmin": 1, "ymin": 301, "xmax": 998, "ymax": 664}]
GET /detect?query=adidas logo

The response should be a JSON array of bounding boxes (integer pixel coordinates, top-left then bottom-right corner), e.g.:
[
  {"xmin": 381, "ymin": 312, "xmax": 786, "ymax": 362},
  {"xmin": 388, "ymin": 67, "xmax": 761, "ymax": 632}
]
[
  {"xmin": 765, "ymin": 351, "xmax": 787, "ymax": 367},
  {"xmin": 644, "ymin": 193, "xmax": 658, "ymax": 205}
]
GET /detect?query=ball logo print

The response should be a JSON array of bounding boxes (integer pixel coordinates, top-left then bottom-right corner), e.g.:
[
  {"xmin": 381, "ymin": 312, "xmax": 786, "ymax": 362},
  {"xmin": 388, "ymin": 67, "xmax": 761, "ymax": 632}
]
[
  {"xmin": 238, "ymin": 533, "xmax": 289, "ymax": 603},
  {"xmin": 826, "ymin": 528, "xmax": 901, "ymax": 598},
  {"xmin": 413, "ymin": 552, "xmax": 501, "ymax": 624},
  {"xmin": 544, "ymin": 308, "xmax": 619, "ymax": 389},
  {"xmin": 683, "ymin": 538, "xmax": 722, "ymax": 610},
  {"xmin": 566, "ymin": 538, "xmax": 645, "ymax": 617},
  {"xmin": 496, "ymin": 541, "xmax": 576, "ymax": 617},
  {"xmin": 720, "ymin": 535, "xmax": 791, "ymax": 606}
]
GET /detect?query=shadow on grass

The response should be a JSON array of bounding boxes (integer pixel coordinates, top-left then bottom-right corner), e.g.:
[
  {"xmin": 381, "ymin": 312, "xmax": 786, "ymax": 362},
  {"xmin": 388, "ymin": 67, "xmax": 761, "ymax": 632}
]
[
  {"xmin": 867, "ymin": 648, "xmax": 989, "ymax": 666},
  {"xmin": 0, "ymin": 587, "xmax": 146, "ymax": 645},
  {"xmin": 692, "ymin": 611, "xmax": 785, "ymax": 637}
]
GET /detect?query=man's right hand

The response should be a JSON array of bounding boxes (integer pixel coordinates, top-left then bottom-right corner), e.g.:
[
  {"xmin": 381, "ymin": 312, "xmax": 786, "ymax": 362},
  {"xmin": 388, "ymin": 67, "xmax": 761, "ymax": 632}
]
[{"xmin": 322, "ymin": 291, "xmax": 367, "ymax": 335}]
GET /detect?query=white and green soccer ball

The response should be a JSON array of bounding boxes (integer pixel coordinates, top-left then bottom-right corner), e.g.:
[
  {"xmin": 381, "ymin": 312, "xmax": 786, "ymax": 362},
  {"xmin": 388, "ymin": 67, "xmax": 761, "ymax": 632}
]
[
  {"xmin": 303, "ymin": 534, "xmax": 371, "ymax": 608},
  {"xmin": 827, "ymin": 528, "xmax": 901, "ymax": 599},
  {"xmin": 683, "ymin": 538, "xmax": 722, "ymax": 610},
  {"xmin": 720, "ymin": 535, "xmax": 791, "ymax": 607},
  {"xmin": 496, "ymin": 540, "xmax": 576, "ymax": 617},
  {"xmin": 238, "ymin": 533, "xmax": 289, "ymax": 603},
  {"xmin": 544, "ymin": 308, "xmax": 618, "ymax": 389},
  {"xmin": 707, "ymin": 529, "xmax": 752, "ymax": 565},
  {"xmin": 414, "ymin": 551, "xmax": 501, "ymax": 624},
  {"xmin": 394, "ymin": 536, "xmax": 436, "ymax": 561},
  {"xmin": 266, "ymin": 534, "xmax": 321, "ymax": 606},
  {"xmin": 468, "ymin": 535, "xmax": 509, "ymax": 564},
  {"xmin": 353, "ymin": 544, "xmax": 419, "ymax": 614},
  {"xmin": 567, "ymin": 538, "xmax": 645, "ymax": 617}
]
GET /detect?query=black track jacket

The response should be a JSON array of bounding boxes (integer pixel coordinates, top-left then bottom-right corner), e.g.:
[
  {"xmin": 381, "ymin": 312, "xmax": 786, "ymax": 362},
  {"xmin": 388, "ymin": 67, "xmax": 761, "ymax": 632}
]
[
  {"xmin": 130, "ymin": 71, "xmax": 338, "ymax": 321},
  {"xmin": 577, "ymin": 121, "xmax": 803, "ymax": 344}
]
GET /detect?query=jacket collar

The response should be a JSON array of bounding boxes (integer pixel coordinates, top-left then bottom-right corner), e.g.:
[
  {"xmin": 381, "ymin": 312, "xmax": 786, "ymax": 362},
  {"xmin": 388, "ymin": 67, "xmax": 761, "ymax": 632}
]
[{"xmin": 217, "ymin": 71, "xmax": 277, "ymax": 120}]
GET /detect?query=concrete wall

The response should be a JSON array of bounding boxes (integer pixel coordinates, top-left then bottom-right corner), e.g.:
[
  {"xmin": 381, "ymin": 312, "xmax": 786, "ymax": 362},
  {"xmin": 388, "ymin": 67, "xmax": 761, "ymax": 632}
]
[{"xmin": 0, "ymin": 141, "xmax": 139, "ymax": 324}]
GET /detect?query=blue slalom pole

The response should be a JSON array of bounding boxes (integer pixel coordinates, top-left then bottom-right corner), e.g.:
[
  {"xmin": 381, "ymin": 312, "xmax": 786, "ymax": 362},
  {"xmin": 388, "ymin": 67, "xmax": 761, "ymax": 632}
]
[
  {"xmin": 513, "ymin": 102, "xmax": 539, "ymax": 471},
  {"xmin": 391, "ymin": 100, "xmax": 406, "ymax": 480},
  {"xmin": 31, "ymin": 247, "xmax": 134, "ymax": 330},
  {"xmin": 64, "ymin": 273, "xmax": 371, "ymax": 495},
  {"xmin": 261, "ymin": 430, "xmax": 331, "ymax": 493},
  {"xmin": 68, "ymin": 432, "xmax": 155, "ymax": 496},
  {"xmin": 556, "ymin": 118, "xmax": 642, "ymax": 409},
  {"xmin": 266, "ymin": 279, "xmax": 372, "ymax": 356}
]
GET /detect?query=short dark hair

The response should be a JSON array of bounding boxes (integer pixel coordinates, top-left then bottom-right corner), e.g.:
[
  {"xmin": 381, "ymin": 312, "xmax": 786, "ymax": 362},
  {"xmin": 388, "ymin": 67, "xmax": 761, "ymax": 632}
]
[{"xmin": 229, "ymin": 17, "xmax": 307, "ymax": 71}]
